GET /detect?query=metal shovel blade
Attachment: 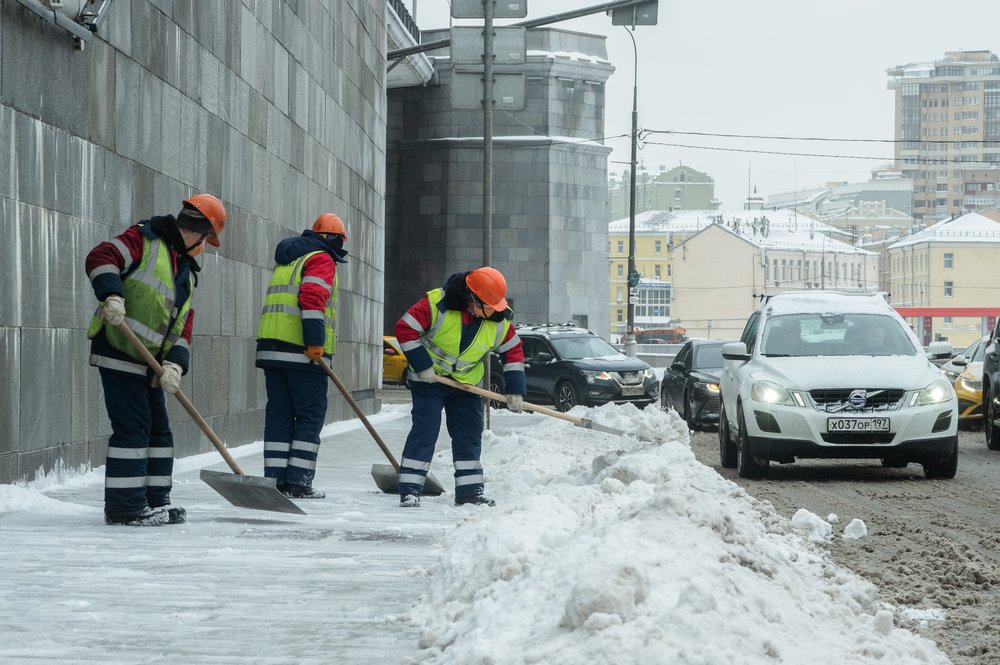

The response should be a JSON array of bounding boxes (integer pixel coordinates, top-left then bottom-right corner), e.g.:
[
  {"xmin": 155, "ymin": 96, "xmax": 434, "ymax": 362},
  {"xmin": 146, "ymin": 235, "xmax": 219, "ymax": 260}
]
[
  {"xmin": 199, "ymin": 469, "xmax": 307, "ymax": 515},
  {"xmin": 370, "ymin": 464, "xmax": 446, "ymax": 496}
]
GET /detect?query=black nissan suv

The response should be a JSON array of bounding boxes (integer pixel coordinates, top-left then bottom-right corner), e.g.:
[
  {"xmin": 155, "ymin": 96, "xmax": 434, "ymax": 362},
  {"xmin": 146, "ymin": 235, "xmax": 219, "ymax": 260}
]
[{"xmin": 490, "ymin": 324, "xmax": 659, "ymax": 412}]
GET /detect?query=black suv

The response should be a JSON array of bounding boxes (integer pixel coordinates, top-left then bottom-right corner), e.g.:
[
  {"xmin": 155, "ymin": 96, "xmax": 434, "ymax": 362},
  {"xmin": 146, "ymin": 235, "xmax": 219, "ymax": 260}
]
[
  {"xmin": 982, "ymin": 321, "xmax": 1000, "ymax": 449},
  {"xmin": 490, "ymin": 324, "xmax": 659, "ymax": 412}
]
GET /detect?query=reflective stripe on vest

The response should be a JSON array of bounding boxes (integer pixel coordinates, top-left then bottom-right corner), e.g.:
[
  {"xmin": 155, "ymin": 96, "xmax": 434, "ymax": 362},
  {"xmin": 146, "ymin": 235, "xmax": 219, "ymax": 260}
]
[
  {"xmin": 256, "ymin": 251, "xmax": 338, "ymax": 354},
  {"xmin": 421, "ymin": 288, "xmax": 508, "ymax": 385},
  {"xmin": 87, "ymin": 236, "xmax": 191, "ymax": 362}
]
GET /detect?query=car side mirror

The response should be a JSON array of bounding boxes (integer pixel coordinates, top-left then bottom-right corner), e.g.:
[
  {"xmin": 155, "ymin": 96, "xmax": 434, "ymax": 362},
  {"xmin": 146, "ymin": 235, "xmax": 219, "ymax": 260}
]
[
  {"xmin": 722, "ymin": 341, "xmax": 750, "ymax": 362},
  {"xmin": 384, "ymin": 347, "xmax": 398, "ymax": 356},
  {"xmin": 533, "ymin": 352, "xmax": 553, "ymax": 363},
  {"xmin": 670, "ymin": 361, "xmax": 685, "ymax": 371},
  {"xmin": 951, "ymin": 354, "xmax": 968, "ymax": 367}
]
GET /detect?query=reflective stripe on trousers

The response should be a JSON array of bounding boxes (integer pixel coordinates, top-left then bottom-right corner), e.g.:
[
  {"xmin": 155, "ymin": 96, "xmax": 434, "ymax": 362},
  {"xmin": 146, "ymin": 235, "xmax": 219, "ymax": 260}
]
[
  {"xmin": 262, "ymin": 366, "xmax": 328, "ymax": 488},
  {"xmin": 399, "ymin": 380, "xmax": 484, "ymax": 498},
  {"xmin": 98, "ymin": 368, "xmax": 174, "ymax": 515}
]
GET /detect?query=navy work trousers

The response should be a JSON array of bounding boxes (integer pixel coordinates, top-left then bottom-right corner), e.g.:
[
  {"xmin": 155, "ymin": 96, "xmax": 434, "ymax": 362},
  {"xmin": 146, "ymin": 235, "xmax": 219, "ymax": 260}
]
[
  {"xmin": 99, "ymin": 368, "xmax": 174, "ymax": 516},
  {"xmin": 262, "ymin": 366, "xmax": 328, "ymax": 489},
  {"xmin": 398, "ymin": 380, "xmax": 484, "ymax": 499}
]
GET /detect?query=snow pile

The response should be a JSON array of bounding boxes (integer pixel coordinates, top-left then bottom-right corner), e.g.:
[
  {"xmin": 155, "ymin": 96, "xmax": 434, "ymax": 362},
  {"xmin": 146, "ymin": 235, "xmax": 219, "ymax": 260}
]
[{"xmin": 404, "ymin": 404, "xmax": 948, "ymax": 665}]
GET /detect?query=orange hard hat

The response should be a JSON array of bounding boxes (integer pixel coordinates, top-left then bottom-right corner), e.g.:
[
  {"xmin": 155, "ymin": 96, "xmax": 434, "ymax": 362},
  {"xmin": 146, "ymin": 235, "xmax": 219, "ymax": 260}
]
[
  {"xmin": 312, "ymin": 213, "xmax": 347, "ymax": 241},
  {"xmin": 466, "ymin": 267, "xmax": 508, "ymax": 310},
  {"xmin": 182, "ymin": 194, "xmax": 226, "ymax": 247}
]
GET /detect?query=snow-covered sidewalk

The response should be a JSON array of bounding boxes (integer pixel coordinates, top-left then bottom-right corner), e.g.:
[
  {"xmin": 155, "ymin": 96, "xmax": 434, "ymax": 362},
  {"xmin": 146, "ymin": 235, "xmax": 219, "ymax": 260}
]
[{"xmin": 0, "ymin": 401, "xmax": 949, "ymax": 664}]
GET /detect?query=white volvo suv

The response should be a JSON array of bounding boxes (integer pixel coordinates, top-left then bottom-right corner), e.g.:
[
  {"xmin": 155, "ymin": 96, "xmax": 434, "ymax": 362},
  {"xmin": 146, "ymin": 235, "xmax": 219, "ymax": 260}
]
[{"xmin": 718, "ymin": 291, "xmax": 958, "ymax": 479}]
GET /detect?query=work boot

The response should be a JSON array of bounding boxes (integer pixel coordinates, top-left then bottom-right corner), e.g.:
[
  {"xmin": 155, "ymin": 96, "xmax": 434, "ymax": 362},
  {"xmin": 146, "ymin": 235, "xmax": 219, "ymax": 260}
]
[
  {"xmin": 455, "ymin": 494, "xmax": 496, "ymax": 507},
  {"xmin": 166, "ymin": 507, "xmax": 187, "ymax": 524},
  {"xmin": 281, "ymin": 484, "xmax": 326, "ymax": 499},
  {"xmin": 399, "ymin": 494, "xmax": 421, "ymax": 508},
  {"xmin": 104, "ymin": 506, "xmax": 169, "ymax": 527}
]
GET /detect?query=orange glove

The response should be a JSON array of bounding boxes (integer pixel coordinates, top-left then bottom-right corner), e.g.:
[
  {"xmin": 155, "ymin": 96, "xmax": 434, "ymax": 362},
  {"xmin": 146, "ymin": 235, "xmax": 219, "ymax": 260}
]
[{"xmin": 304, "ymin": 346, "xmax": 324, "ymax": 361}]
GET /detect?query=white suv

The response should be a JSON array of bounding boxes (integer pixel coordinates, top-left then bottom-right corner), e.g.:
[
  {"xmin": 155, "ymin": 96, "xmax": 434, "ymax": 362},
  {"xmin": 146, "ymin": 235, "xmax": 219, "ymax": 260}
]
[{"xmin": 718, "ymin": 291, "xmax": 958, "ymax": 479}]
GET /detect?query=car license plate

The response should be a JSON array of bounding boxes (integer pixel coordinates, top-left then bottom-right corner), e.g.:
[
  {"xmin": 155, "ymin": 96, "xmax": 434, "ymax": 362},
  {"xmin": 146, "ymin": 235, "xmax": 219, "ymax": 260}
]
[
  {"xmin": 826, "ymin": 417, "xmax": 890, "ymax": 432},
  {"xmin": 621, "ymin": 385, "xmax": 645, "ymax": 396}
]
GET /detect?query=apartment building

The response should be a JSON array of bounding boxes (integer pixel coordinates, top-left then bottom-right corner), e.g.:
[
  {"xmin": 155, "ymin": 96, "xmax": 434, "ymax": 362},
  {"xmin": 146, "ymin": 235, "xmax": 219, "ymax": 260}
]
[
  {"xmin": 887, "ymin": 50, "xmax": 1000, "ymax": 223},
  {"xmin": 607, "ymin": 209, "xmax": 857, "ymax": 338},
  {"xmin": 887, "ymin": 211, "xmax": 1000, "ymax": 347},
  {"xmin": 608, "ymin": 164, "xmax": 719, "ymax": 221}
]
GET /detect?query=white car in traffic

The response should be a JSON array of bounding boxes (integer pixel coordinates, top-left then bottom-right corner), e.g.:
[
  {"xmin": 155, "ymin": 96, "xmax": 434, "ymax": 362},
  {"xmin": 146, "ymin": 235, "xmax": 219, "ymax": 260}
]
[{"xmin": 718, "ymin": 291, "xmax": 958, "ymax": 479}]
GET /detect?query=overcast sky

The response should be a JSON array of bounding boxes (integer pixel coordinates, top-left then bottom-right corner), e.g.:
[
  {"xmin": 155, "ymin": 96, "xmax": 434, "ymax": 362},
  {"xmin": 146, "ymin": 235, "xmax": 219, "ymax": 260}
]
[{"xmin": 402, "ymin": 0, "xmax": 1000, "ymax": 211}]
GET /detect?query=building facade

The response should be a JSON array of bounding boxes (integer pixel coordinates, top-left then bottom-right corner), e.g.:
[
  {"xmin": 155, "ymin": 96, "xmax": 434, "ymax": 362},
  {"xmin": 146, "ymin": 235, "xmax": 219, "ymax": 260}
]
[
  {"xmin": 607, "ymin": 209, "xmax": 859, "ymax": 337},
  {"xmin": 667, "ymin": 215, "xmax": 878, "ymax": 340},
  {"xmin": 887, "ymin": 211, "xmax": 1000, "ymax": 347},
  {"xmin": 386, "ymin": 28, "xmax": 614, "ymax": 336},
  {"xmin": 1, "ymin": 1, "xmax": 387, "ymax": 483},
  {"xmin": 608, "ymin": 164, "xmax": 718, "ymax": 221},
  {"xmin": 887, "ymin": 50, "xmax": 1000, "ymax": 223}
]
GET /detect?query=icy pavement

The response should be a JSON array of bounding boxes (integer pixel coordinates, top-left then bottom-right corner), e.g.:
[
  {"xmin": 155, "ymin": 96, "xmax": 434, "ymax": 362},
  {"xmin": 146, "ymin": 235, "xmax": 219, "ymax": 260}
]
[
  {"xmin": 0, "ymin": 398, "xmax": 949, "ymax": 664},
  {"xmin": 0, "ymin": 406, "xmax": 459, "ymax": 665}
]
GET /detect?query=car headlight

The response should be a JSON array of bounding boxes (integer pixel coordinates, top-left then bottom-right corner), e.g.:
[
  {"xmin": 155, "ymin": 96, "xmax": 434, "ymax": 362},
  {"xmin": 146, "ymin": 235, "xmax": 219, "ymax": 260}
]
[
  {"xmin": 750, "ymin": 380, "xmax": 797, "ymax": 406},
  {"xmin": 943, "ymin": 370, "xmax": 960, "ymax": 382},
  {"xmin": 695, "ymin": 380, "xmax": 720, "ymax": 393},
  {"xmin": 643, "ymin": 368, "xmax": 656, "ymax": 380},
  {"xmin": 914, "ymin": 378, "xmax": 954, "ymax": 406},
  {"xmin": 959, "ymin": 376, "xmax": 982, "ymax": 392},
  {"xmin": 581, "ymin": 370, "xmax": 613, "ymax": 383}
]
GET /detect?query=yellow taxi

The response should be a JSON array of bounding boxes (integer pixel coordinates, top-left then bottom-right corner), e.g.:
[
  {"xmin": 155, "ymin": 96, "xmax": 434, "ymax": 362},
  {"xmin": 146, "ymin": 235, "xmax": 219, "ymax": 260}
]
[
  {"xmin": 942, "ymin": 335, "xmax": 987, "ymax": 426},
  {"xmin": 382, "ymin": 336, "xmax": 409, "ymax": 386}
]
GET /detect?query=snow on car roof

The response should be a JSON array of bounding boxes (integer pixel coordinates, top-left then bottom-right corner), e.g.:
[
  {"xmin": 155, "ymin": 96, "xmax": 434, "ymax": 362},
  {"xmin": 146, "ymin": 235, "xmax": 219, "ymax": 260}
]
[{"xmin": 762, "ymin": 291, "xmax": 894, "ymax": 316}]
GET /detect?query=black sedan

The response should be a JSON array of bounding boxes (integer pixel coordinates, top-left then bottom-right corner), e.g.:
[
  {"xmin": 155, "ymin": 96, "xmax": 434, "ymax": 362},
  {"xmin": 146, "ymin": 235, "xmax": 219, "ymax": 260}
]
[
  {"xmin": 490, "ymin": 325, "xmax": 659, "ymax": 412},
  {"xmin": 660, "ymin": 339, "xmax": 734, "ymax": 430}
]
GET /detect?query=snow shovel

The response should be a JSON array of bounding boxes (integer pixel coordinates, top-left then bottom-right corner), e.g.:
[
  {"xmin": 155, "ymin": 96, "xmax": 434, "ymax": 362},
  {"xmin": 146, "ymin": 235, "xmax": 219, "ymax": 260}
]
[
  {"xmin": 116, "ymin": 322, "xmax": 305, "ymax": 515},
  {"xmin": 312, "ymin": 360, "xmax": 445, "ymax": 496},
  {"xmin": 434, "ymin": 375, "xmax": 629, "ymax": 437}
]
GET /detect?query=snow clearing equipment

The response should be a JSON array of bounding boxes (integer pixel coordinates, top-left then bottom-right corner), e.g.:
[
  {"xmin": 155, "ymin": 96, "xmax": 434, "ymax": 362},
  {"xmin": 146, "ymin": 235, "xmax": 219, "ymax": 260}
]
[
  {"xmin": 116, "ymin": 322, "xmax": 305, "ymax": 515},
  {"xmin": 434, "ymin": 375, "xmax": 629, "ymax": 437},
  {"xmin": 312, "ymin": 360, "xmax": 445, "ymax": 496}
]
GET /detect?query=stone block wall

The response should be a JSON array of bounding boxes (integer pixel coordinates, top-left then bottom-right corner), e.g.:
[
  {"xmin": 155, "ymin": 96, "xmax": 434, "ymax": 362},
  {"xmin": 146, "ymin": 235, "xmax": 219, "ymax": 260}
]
[
  {"xmin": 385, "ymin": 28, "xmax": 612, "ymax": 337},
  {"xmin": 0, "ymin": 0, "xmax": 386, "ymax": 484}
]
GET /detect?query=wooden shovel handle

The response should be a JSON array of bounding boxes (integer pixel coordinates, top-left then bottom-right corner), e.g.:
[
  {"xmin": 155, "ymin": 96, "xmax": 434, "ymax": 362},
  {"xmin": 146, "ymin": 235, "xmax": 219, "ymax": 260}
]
[
  {"xmin": 433, "ymin": 375, "xmax": 589, "ymax": 427},
  {"xmin": 314, "ymin": 360, "xmax": 400, "ymax": 471},
  {"xmin": 115, "ymin": 321, "xmax": 244, "ymax": 475}
]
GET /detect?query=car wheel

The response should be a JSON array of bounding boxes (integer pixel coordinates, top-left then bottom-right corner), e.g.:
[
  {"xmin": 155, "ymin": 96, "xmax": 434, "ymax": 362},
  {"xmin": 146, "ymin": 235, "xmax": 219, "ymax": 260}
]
[
  {"xmin": 683, "ymin": 392, "xmax": 699, "ymax": 431},
  {"xmin": 555, "ymin": 380, "xmax": 578, "ymax": 412},
  {"xmin": 922, "ymin": 436, "xmax": 958, "ymax": 479},
  {"xmin": 660, "ymin": 384, "xmax": 671, "ymax": 411},
  {"xmin": 718, "ymin": 403, "xmax": 737, "ymax": 469},
  {"xmin": 489, "ymin": 374, "xmax": 505, "ymax": 410},
  {"xmin": 736, "ymin": 404, "xmax": 768, "ymax": 479},
  {"xmin": 986, "ymin": 387, "xmax": 1000, "ymax": 451}
]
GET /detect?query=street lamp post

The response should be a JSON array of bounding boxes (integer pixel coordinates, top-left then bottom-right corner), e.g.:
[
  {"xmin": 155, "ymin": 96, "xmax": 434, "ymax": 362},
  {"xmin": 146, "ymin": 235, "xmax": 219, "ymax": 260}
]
[{"xmin": 624, "ymin": 26, "xmax": 639, "ymax": 358}]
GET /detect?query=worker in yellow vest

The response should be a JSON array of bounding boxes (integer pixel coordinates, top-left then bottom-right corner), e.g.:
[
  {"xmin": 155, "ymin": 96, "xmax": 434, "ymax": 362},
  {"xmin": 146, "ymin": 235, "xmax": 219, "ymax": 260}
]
[
  {"xmin": 255, "ymin": 213, "xmax": 348, "ymax": 499},
  {"xmin": 85, "ymin": 194, "xmax": 225, "ymax": 526},
  {"xmin": 393, "ymin": 267, "xmax": 526, "ymax": 508}
]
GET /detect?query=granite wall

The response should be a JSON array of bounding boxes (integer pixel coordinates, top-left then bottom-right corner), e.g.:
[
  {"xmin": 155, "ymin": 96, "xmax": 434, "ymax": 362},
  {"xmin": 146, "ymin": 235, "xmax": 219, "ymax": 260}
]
[
  {"xmin": 385, "ymin": 28, "xmax": 613, "ymax": 336},
  {"xmin": 0, "ymin": 0, "xmax": 386, "ymax": 483}
]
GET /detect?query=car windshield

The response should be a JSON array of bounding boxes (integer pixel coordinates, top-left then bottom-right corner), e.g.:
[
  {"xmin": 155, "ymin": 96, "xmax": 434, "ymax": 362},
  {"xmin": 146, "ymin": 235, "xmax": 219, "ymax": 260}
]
[
  {"xmin": 693, "ymin": 345, "xmax": 725, "ymax": 369},
  {"xmin": 550, "ymin": 335, "xmax": 620, "ymax": 360},
  {"xmin": 972, "ymin": 339, "xmax": 987, "ymax": 362},
  {"xmin": 761, "ymin": 313, "xmax": 918, "ymax": 357}
]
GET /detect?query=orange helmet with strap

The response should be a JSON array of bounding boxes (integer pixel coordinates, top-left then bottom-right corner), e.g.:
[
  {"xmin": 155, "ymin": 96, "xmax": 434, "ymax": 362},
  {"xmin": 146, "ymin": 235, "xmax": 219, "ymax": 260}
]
[
  {"xmin": 466, "ymin": 267, "xmax": 508, "ymax": 310},
  {"xmin": 182, "ymin": 194, "xmax": 226, "ymax": 247},
  {"xmin": 312, "ymin": 213, "xmax": 347, "ymax": 241}
]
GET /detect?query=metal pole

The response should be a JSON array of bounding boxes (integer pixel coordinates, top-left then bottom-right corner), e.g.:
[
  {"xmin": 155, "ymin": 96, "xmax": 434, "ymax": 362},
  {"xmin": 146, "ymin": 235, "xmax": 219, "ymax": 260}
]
[
  {"xmin": 624, "ymin": 27, "xmax": 638, "ymax": 358},
  {"xmin": 482, "ymin": 0, "xmax": 495, "ymax": 427}
]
